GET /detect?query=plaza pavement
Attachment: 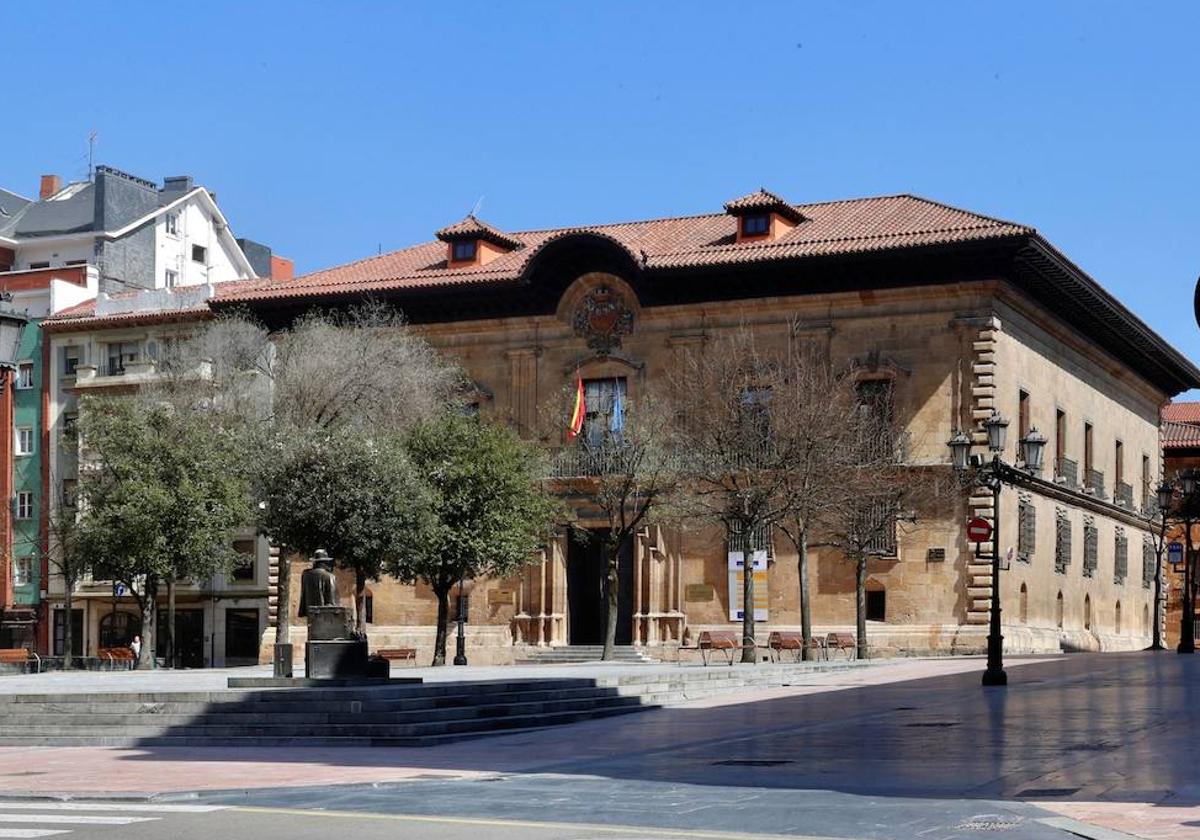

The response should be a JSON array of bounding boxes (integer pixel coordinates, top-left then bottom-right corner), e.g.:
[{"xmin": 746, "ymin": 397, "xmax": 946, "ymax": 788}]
[{"xmin": 0, "ymin": 653, "xmax": 1197, "ymax": 839}]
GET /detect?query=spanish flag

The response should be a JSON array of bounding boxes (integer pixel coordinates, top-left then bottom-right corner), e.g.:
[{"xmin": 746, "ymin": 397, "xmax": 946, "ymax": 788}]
[{"xmin": 568, "ymin": 373, "xmax": 586, "ymax": 439}]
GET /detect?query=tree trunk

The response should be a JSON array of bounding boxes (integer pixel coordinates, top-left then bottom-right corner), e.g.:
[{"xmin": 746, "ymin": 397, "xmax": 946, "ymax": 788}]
[
  {"xmin": 164, "ymin": 576, "xmax": 176, "ymax": 668},
  {"xmin": 432, "ymin": 583, "xmax": 451, "ymax": 666},
  {"xmin": 138, "ymin": 575, "xmax": 159, "ymax": 670},
  {"xmin": 354, "ymin": 568, "xmax": 367, "ymax": 637},
  {"xmin": 602, "ymin": 536, "xmax": 620, "ymax": 661},
  {"xmin": 62, "ymin": 580, "xmax": 75, "ymax": 670},
  {"xmin": 797, "ymin": 528, "xmax": 813, "ymax": 661},
  {"xmin": 275, "ymin": 549, "xmax": 291, "ymax": 645},
  {"xmin": 855, "ymin": 554, "xmax": 868, "ymax": 660},
  {"xmin": 741, "ymin": 546, "xmax": 756, "ymax": 664}
]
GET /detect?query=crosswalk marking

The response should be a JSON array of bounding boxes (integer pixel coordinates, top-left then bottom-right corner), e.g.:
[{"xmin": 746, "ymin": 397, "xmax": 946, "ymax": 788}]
[
  {"xmin": 0, "ymin": 830, "xmax": 72, "ymax": 839},
  {"xmin": 0, "ymin": 815, "xmax": 157, "ymax": 825},
  {"xmin": 0, "ymin": 803, "xmax": 225, "ymax": 814}
]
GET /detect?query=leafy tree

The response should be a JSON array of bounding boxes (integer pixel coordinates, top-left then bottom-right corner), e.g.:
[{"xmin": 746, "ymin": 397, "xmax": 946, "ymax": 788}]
[
  {"xmin": 258, "ymin": 432, "xmax": 431, "ymax": 635},
  {"xmin": 394, "ymin": 413, "xmax": 559, "ymax": 666},
  {"xmin": 76, "ymin": 397, "xmax": 251, "ymax": 669},
  {"xmin": 177, "ymin": 304, "xmax": 462, "ymax": 649}
]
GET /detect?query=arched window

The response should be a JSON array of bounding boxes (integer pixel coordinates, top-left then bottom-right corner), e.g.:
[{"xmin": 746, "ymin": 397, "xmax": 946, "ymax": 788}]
[
  {"xmin": 1115, "ymin": 601, "xmax": 1122, "ymax": 634},
  {"xmin": 1056, "ymin": 592, "xmax": 1064, "ymax": 629},
  {"xmin": 1084, "ymin": 595, "xmax": 1092, "ymax": 631},
  {"xmin": 1019, "ymin": 583, "xmax": 1028, "ymax": 624},
  {"xmin": 98, "ymin": 611, "xmax": 140, "ymax": 649}
]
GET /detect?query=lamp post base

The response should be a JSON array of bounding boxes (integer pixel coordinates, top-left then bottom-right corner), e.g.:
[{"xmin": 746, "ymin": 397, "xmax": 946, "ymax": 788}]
[
  {"xmin": 981, "ymin": 667, "xmax": 1008, "ymax": 686},
  {"xmin": 453, "ymin": 622, "xmax": 467, "ymax": 666}
]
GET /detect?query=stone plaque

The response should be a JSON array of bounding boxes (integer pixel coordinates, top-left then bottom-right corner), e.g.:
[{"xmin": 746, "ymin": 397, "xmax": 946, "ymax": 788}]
[
  {"xmin": 685, "ymin": 583, "xmax": 715, "ymax": 602},
  {"xmin": 488, "ymin": 589, "xmax": 515, "ymax": 606}
]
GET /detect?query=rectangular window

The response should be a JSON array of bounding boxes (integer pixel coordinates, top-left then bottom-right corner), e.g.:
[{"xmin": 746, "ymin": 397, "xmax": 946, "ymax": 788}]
[
  {"xmin": 105, "ymin": 341, "xmax": 139, "ymax": 375},
  {"xmin": 12, "ymin": 556, "xmax": 30, "ymax": 586},
  {"xmin": 14, "ymin": 491, "xmax": 33, "ymax": 520},
  {"xmin": 62, "ymin": 346, "xmax": 80, "ymax": 376},
  {"xmin": 15, "ymin": 427, "xmax": 33, "ymax": 456},
  {"xmin": 582, "ymin": 377, "xmax": 628, "ymax": 448},
  {"xmin": 1018, "ymin": 390, "xmax": 1030, "ymax": 441},
  {"xmin": 1017, "ymin": 497, "xmax": 1036, "ymax": 563},
  {"xmin": 1055, "ymin": 409, "xmax": 1066, "ymax": 474},
  {"xmin": 62, "ymin": 413, "xmax": 78, "ymax": 440},
  {"xmin": 1143, "ymin": 537, "xmax": 1157, "ymax": 589},
  {"xmin": 231, "ymin": 539, "xmax": 256, "ymax": 582},
  {"xmin": 1083, "ymin": 422, "xmax": 1094, "ymax": 475},
  {"xmin": 365, "ymin": 595, "xmax": 374, "ymax": 624},
  {"xmin": 165, "ymin": 212, "xmax": 179, "ymax": 236},
  {"xmin": 1054, "ymin": 509, "xmax": 1071, "ymax": 574},
  {"xmin": 28, "ymin": 261, "xmax": 49, "ymax": 270},
  {"xmin": 191, "ymin": 244, "xmax": 207, "ymax": 263},
  {"xmin": 451, "ymin": 240, "xmax": 477, "ymax": 262},
  {"xmin": 1082, "ymin": 518, "xmax": 1098, "ymax": 578},
  {"xmin": 1115, "ymin": 440, "xmax": 1124, "ymax": 487},
  {"xmin": 741, "ymin": 215, "xmax": 770, "ymax": 236},
  {"xmin": 866, "ymin": 590, "xmax": 886, "ymax": 622},
  {"xmin": 61, "ymin": 479, "xmax": 77, "ymax": 507},
  {"xmin": 165, "ymin": 269, "xmax": 179, "ymax": 289},
  {"xmin": 1114, "ymin": 528, "xmax": 1128, "ymax": 585},
  {"xmin": 64, "ymin": 259, "xmax": 87, "ymax": 266},
  {"xmin": 1143, "ymin": 454, "xmax": 1152, "ymax": 511},
  {"xmin": 15, "ymin": 363, "xmax": 33, "ymax": 390}
]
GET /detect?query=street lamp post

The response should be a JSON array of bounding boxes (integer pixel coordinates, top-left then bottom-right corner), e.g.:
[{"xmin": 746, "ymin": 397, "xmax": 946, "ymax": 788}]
[
  {"xmin": 948, "ymin": 412, "xmax": 1046, "ymax": 688},
  {"xmin": 1147, "ymin": 481, "xmax": 1175, "ymax": 651},
  {"xmin": 1178, "ymin": 469, "xmax": 1198, "ymax": 655},
  {"xmin": 453, "ymin": 577, "xmax": 473, "ymax": 666}
]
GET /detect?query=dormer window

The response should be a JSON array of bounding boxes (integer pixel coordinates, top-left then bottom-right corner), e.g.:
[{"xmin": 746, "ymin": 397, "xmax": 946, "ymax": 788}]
[
  {"xmin": 724, "ymin": 188, "xmax": 805, "ymax": 244},
  {"xmin": 741, "ymin": 215, "xmax": 770, "ymax": 237},
  {"xmin": 452, "ymin": 240, "xmax": 477, "ymax": 262},
  {"xmin": 436, "ymin": 215, "xmax": 523, "ymax": 268}
]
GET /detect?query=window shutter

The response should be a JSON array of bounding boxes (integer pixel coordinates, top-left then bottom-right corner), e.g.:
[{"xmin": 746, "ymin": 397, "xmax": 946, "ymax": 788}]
[
  {"xmin": 1142, "ymin": 538, "xmax": 1156, "ymax": 589},
  {"xmin": 1017, "ymin": 496, "xmax": 1036, "ymax": 563},
  {"xmin": 1083, "ymin": 517, "xmax": 1098, "ymax": 578},
  {"xmin": 1055, "ymin": 509, "xmax": 1071, "ymax": 574},
  {"xmin": 1113, "ymin": 528, "xmax": 1128, "ymax": 585}
]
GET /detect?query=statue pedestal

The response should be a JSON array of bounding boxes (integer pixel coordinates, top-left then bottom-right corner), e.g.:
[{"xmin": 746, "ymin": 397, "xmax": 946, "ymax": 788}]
[
  {"xmin": 305, "ymin": 639, "xmax": 369, "ymax": 680},
  {"xmin": 306, "ymin": 606, "xmax": 356, "ymax": 641}
]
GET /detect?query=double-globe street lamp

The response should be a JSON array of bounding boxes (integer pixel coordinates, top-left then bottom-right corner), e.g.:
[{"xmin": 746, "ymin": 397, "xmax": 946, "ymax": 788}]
[{"xmin": 948, "ymin": 412, "xmax": 1047, "ymax": 687}]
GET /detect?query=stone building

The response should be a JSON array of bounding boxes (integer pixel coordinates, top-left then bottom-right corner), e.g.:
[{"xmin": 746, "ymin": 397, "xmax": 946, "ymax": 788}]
[{"xmin": 205, "ymin": 189, "xmax": 1198, "ymax": 663}]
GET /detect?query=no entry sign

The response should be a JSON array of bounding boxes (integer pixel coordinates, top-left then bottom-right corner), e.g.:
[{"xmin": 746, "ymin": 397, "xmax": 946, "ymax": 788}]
[{"xmin": 967, "ymin": 517, "xmax": 993, "ymax": 543}]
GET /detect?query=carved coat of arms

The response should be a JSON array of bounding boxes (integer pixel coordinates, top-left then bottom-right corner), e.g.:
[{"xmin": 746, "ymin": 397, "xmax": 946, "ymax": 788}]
[{"xmin": 573, "ymin": 285, "xmax": 634, "ymax": 356}]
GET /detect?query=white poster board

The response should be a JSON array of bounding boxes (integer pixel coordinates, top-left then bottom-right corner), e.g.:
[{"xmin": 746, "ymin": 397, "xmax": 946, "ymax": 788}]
[{"xmin": 728, "ymin": 550, "xmax": 768, "ymax": 621}]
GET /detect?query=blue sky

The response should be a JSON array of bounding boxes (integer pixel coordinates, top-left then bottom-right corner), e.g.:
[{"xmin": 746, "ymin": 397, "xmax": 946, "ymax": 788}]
[{"xmin": 5, "ymin": 2, "xmax": 1200, "ymax": 370}]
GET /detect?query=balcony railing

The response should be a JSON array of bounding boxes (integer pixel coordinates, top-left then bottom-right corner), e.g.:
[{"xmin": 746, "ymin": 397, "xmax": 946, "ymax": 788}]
[
  {"xmin": 1085, "ymin": 468, "xmax": 1106, "ymax": 500},
  {"xmin": 1056, "ymin": 457, "xmax": 1078, "ymax": 490},
  {"xmin": 857, "ymin": 499, "xmax": 899, "ymax": 557}
]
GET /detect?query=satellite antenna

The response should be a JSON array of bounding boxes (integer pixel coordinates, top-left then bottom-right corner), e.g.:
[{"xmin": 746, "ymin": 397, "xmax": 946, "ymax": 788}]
[
  {"xmin": 87, "ymin": 130, "xmax": 98, "ymax": 180},
  {"xmin": 469, "ymin": 195, "xmax": 485, "ymax": 218}
]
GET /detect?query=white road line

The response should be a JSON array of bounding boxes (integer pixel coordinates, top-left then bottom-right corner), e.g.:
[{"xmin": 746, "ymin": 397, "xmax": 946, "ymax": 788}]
[
  {"xmin": 0, "ymin": 803, "xmax": 225, "ymax": 813},
  {"xmin": 0, "ymin": 815, "xmax": 158, "ymax": 825},
  {"xmin": 0, "ymin": 830, "xmax": 72, "ymax": 839}
]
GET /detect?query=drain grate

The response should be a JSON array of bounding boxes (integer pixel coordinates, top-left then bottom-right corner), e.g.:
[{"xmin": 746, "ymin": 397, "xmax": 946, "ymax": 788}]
[
  {"xmin": 711, "ymin": 759, "xmax": 795, "ymax": 767},
  {"xmin": 955, "ymin": 815, "xmax": 1023, "ymax": 832},
  {"xmin": 1016, "ymin": 787, "xmax": 1079, "ymax": 798}
]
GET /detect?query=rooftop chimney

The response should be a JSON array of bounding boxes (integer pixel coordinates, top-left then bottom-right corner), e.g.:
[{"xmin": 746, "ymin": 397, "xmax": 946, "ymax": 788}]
[{"xmin": 39, "ymin": 174, "xmax": 62, "ymax": 200}]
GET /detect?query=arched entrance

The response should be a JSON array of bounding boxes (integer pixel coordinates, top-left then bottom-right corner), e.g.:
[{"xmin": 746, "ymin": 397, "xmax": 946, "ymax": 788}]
[{"xmin": 98, "ymin": 611, "xmax": 140, "ymax": 649}]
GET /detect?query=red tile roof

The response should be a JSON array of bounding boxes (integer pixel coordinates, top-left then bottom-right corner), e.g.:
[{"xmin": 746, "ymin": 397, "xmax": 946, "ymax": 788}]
[
  {"xmin": 1163, "ymin": 419, "xmax": 1200, "ymax": 449},
  {"xmin": 723, "ymin": 188, "xmax": 805, "ymax": 223},
  {"xmin": 1162, "ymin": 402, "xmax": 1200, "ymax": 424},
  {"xmin": 215, "ymin": 193, "xmax": 1033, "ymax": 304},
  {"xmin": 434, "ymin": 215, "xmax": 523, "ymax": 249},
  {"xmin": 43, "ymin": 288, "xmax": 211, "ymax": 331}
]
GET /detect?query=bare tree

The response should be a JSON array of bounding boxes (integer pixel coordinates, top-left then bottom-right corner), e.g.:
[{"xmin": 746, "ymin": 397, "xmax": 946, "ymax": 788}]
[
  {"xmin": 816, "ymin": 388, "xmax": 949, "ymax": 659},
  {"xmin": 544, "ymin": 389, "xmax": 685, "ymax": 660},
  {"xmin": 44, "ymin": 476, "xmax": 89, "ymax": 669},
  {"xmin": 771, "ymin": 346, "xmax": 866, "ymax": 660},
  {"xmin": 668, "ymin": 328, "xmax": 821, "ymax": 662}
]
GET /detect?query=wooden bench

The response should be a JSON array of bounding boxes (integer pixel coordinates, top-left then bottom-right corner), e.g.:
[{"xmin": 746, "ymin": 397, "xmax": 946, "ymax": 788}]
[
  {"xmin": 97, "ymin": 647, "xmax": 136, "ymax": 669},
  {"xmin": 825, "ymin": 632, "xmax": 858, "ymax": 660},
  {"xmin": 0, "ymin": 648, "xmax": 38, "ymax": 673},
  {"xmin": 376, "ymin": 648, "xmax": 417, "ymax": 667},
  {"xmin": 767, "ymin": 631, "xmax": 826, "ymax": 662},
  {"xmin": 682, "ymin": 630, "xmax": 760, "ymax": 666}
]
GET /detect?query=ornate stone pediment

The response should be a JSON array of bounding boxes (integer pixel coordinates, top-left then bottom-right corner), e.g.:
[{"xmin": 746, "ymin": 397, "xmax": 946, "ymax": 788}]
[{"xmin": 573, "ymin": 284, "xmax": 634, "ymax": 356}]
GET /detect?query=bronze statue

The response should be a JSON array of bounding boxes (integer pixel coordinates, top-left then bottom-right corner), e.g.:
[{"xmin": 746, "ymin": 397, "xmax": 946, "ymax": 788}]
[{"xmin": 298, "ymin": 549, "xmax": 338, "ymax": 617}]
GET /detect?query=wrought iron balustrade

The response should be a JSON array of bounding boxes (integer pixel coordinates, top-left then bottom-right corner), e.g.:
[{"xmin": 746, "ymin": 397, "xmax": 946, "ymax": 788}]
[
  {"xmin": 1085, "ymin": 468, "xmax": 1106, "ymax": 500},
  {"xmin": 1115, "ymin": 482, "xmax": 1134, "ymax": 509},
  {"xmin": 1056, "ymin": 457, "xmax": 1078, "ymax": 490}
]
